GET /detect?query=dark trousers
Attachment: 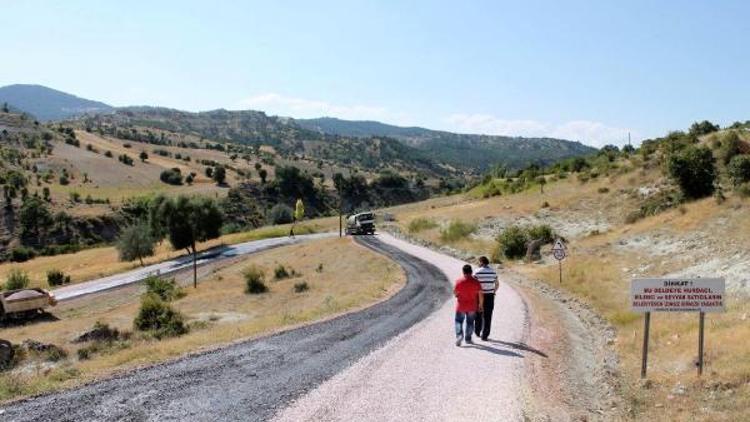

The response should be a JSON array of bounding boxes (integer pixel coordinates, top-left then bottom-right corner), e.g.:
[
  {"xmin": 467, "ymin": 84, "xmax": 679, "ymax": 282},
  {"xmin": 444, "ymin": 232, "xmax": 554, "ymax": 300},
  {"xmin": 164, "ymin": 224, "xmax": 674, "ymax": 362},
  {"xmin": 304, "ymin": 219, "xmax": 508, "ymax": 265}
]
[{"xmin": 474, "ymin": 293, "xmax": 495, "ymax": 339}]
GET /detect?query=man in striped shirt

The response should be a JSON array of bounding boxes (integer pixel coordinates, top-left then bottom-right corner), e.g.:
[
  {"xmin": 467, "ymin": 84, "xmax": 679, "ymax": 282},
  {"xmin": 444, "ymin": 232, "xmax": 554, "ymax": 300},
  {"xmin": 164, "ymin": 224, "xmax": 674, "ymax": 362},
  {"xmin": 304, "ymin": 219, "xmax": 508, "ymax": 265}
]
[{"xmin": 473, "ymin": 256, "xmax": 499, "ymax": 341}]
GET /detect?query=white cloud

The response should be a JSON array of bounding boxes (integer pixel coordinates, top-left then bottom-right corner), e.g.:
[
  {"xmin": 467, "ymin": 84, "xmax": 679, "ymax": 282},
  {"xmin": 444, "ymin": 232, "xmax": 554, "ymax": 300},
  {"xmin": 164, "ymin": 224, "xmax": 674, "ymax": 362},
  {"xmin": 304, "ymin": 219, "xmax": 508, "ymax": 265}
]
[
  {"xmin": 446, "ymin": 113, "xmax": 636, "ymax": 147},
  {"xmin": 234, "ymin": 93, "xmax": 404, "ymax": 123}
]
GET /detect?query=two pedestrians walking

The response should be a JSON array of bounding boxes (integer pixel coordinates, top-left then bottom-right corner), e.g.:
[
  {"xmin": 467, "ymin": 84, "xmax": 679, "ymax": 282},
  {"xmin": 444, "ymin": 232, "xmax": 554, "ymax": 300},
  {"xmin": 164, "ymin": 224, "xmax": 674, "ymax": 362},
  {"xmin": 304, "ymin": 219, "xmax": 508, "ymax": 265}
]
[{"xmin": 453, "ymin": 256, "xmax": 498, "ymax": 346}]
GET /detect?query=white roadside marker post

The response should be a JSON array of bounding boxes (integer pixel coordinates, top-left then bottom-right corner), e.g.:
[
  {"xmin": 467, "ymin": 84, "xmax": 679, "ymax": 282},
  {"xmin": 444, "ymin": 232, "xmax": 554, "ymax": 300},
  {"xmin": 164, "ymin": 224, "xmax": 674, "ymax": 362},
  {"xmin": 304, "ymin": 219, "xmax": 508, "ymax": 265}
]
[{"xmin": 551, "ymin": 239, "xmax": 566, "ymax": 284}]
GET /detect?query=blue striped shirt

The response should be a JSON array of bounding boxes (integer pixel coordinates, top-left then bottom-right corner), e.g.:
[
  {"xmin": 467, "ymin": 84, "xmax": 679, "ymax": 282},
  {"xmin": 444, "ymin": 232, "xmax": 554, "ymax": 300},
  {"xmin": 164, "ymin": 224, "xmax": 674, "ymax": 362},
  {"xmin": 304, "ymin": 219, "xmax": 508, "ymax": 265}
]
[{"xmin": 474, "ymin": 265, "xmax": 498, "ymax": 294}]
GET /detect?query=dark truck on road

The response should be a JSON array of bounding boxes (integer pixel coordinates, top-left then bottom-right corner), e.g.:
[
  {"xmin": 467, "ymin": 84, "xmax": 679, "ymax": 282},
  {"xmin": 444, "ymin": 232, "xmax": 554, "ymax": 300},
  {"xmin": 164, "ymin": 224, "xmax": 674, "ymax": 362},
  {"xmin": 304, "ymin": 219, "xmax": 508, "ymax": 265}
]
[{"xmin": 345, "ymin": 212, "xmax": 375, "ymax": 235}]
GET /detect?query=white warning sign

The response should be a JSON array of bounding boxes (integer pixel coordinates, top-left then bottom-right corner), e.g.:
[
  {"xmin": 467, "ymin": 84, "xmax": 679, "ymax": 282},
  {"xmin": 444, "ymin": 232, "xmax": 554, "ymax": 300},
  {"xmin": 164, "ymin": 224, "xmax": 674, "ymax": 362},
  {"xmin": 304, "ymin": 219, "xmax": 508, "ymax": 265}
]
[{"xmin": 631, "ymin": 278, "xmax": 725, "ymax": 313}]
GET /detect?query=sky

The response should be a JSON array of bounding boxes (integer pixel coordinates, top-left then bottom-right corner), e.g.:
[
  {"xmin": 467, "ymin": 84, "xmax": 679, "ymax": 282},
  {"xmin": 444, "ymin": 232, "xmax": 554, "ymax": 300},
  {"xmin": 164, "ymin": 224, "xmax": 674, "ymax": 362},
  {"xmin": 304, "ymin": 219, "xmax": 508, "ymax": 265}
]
[{"xmin": 2, "ymin": 0, "xmax": 749, "ymax": 147}]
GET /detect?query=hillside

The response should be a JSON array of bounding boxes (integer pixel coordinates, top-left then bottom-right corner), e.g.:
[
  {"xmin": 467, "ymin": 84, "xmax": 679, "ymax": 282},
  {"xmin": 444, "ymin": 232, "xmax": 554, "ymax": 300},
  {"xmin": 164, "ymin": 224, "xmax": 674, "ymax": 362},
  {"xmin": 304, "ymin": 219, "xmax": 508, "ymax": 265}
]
[
  {"xmin": 80, "ymin": 107, "xmax": 453, "ymax": 179},
  {"xmin": 296, "ymin": 117, "xmax": 597, "ymax": 171},
  {"xmin": 0, "ymin": 84, "xmax": 113, "ymax": 122},
  {"xmin": 380, "ymin": 125, "xmax": 750, "ymax": 421}
]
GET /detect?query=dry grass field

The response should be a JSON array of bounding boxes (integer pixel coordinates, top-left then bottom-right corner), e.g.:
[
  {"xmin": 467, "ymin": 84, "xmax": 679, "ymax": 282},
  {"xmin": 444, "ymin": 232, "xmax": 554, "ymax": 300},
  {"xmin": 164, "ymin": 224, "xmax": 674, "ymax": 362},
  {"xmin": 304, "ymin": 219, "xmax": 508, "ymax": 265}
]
[
  {"xmin": 0, "ymin": 220, "xmax": 336, "ymax": 288},
  {"xmin": 0, "ymin": 237, "xmax": 404, "ymax": 402}
]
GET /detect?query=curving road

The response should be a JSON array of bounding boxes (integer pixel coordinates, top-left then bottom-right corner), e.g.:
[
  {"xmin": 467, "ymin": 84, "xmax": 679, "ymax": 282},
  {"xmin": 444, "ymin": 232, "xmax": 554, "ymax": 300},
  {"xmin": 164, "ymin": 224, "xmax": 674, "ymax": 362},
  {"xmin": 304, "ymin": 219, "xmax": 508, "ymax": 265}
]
[
  {"xmin": 274, "ymin": 233, "xmax": 528, "ymax": 421},
  {"xmin": 53, "ymin": 233, "xmax": 334, "ymax": 302},
  {"xmin": 2, "ymin": 235, "xmax": 451, "ymax": 421}
]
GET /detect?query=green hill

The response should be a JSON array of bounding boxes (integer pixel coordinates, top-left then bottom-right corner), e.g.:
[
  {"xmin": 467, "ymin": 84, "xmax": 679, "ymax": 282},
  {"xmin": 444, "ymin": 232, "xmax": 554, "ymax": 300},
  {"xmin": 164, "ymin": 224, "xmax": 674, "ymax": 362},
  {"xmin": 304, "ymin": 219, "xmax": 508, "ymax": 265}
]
[{"xmin": 296, "ymin": 117, "xmax": 597, "ymax": 171}]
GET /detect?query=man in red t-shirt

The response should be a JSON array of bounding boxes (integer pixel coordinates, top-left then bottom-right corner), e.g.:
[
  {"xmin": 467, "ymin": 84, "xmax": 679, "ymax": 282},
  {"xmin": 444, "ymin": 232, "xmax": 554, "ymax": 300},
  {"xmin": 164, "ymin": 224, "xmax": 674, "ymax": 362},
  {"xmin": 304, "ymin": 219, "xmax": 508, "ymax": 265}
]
[{"xmin": 454, "ymin": 264, "xmax": 483, "ymax": 346}]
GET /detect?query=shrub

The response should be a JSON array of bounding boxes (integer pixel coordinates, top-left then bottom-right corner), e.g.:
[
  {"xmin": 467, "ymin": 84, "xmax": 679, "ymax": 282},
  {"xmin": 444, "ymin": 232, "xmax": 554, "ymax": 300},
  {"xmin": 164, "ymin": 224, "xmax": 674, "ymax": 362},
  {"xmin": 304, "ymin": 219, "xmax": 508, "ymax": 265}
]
[
  {"xmin": 408, "ymin": 217, "xmax": 438, "ymax": 233},
  {"xmin": 689, "ymin": 120, "xmax": 720, "ymax": 136},
  {"xmin": 667, "ymin": 146, "xmax": 716, "ymax": 199},
  {"xmin": 293, "ymin": 281, "xmax": 309, "ymax": 293},
  {"xmin": 9, "ymin": 246, "xmax": 35, "ymax": 263},
  {"xmin": 47, "ymin": 269, "xmax": 71, "ymax": 287},
  {"xmin": 118, "ymin": 154, "xmax": 134, "ymax": 166},
  {"xmin": 268, "ymin": 204, "xmax": 294, "ymax": 225},
  {"xmin": 244, "ymin": 265, "xmax": 268, "ymax": 294},
  {"xmin": 133, "ymin": 294, "xmax": 188, "ymax": 339},
  {"xmin": 144, "ymin": 276, "xmax": 185, "ymax": 302},
  {"xmin": 625, "ymin": 189, "xmax": 683, "ymax": 224},
  {"xmin": 717, "ymin": 131, "xmax": 741, "ymax": 165},
  {"xmin": 274, "ymin": 264, "xmax": 291, "ymax": 280},
  {"xmin": 104, "ymin": 151, "xmax": 113, "ymax": 158},
  {"xmin": 159, "ymin": 168, "xmax": 183, "ymax": 185},
  {"xmin": 527, "ymin": 224, "xmax": 555, "ymax": 244},
  {"xmin": 497, "ymin": 226, "xmax": 528, "ymax": 260},
  {"xmin": 59, "ymin": 175, "xmax": 69, "ymax": 185},
  {"xmin": 316, "ymin": 263, "xmax": 324, "ymax": 273},
  {"xmin": 489, "ymin": 243, "xmax": 504, "ymax": 264},
  {"xmin": 212, "ymin": 166, "xmax": 226, "ymax": 185},
  {"xmin": 728, "ymin": 154, "xmax": 750, "ymax": 186},
  {"xmin": 439, "ymin": 220, "xmax": 476, "ymax": 242},
  {"xmin": 4, "ymin": 269, "xmax": 30, "ymax": 290},
  {"xmin": 597, "ymin": 187, "xmax": 610, "ymax": 194}
]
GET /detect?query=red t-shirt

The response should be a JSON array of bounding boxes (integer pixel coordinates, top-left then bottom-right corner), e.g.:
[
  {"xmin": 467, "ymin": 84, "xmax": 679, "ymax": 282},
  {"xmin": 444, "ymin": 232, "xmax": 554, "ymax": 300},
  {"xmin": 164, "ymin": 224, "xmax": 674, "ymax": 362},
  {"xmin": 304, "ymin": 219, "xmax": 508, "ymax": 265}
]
[{"xmin": 454, "ymin": 275, "xmax": 481, "ymax": 312}]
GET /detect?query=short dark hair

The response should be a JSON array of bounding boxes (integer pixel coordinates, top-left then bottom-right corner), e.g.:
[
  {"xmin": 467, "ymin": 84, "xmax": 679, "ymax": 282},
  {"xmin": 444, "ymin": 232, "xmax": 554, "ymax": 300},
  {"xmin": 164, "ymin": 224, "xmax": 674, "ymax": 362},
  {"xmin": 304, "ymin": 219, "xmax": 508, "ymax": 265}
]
[
  {"xmin": 478, "ymin": 256, "xmax": 489, "ymax": 266},
  {"xmin": 462, "ymin": 264, "xmax": 473, "ymax": 275}
]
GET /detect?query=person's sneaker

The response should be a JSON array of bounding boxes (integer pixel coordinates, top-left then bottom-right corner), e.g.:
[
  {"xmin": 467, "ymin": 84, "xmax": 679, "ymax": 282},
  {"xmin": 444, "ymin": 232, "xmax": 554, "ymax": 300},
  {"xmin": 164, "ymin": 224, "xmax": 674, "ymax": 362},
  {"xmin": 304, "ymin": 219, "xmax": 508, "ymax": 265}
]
[
  {"xmin": 455, "ymin": 335, "xmax": 462, "ymax": 346},
  {"xmin": 481, "ymin": 336, "xmax": 488, "ymax": 341},
  {"xmin": 465, "ymin": 338, "xmax": 474, "ymax": 345}
]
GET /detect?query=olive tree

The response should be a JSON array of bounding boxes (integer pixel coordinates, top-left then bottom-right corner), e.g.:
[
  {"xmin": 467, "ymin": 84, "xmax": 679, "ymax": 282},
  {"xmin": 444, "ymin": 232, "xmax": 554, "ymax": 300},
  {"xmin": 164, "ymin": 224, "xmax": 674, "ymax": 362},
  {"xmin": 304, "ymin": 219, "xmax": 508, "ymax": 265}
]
[
  {"xmin": 116, "ymin": 223, "xmax": 156, "ymax": 266},
  {"xmin": 158, "ymin": 195, "xmax": 223, "ymax": 288}
]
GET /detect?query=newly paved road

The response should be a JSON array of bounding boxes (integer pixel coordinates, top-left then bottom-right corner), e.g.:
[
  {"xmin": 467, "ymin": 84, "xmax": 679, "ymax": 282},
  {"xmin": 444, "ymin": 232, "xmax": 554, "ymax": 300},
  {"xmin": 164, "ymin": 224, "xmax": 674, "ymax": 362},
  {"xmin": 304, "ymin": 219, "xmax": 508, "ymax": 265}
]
[
  {"xmin": 273, "ymin": 233, "xmax": 528, "ymax": 421},
  {"xmin": 2, "ymin": 235, "xmax": 451, "ymax": 422},
  {"xmin": 52, "ymin": 233, "xmax": 334, "ymax": 301}
]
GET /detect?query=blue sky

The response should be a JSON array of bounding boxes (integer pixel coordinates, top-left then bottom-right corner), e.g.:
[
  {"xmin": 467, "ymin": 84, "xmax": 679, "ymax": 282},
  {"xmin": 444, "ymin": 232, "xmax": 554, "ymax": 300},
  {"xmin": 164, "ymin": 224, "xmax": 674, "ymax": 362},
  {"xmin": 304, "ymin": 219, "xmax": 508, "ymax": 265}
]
[{"xmin": 2, "ymin": 0, "xmax": 748, "ymax": 146}]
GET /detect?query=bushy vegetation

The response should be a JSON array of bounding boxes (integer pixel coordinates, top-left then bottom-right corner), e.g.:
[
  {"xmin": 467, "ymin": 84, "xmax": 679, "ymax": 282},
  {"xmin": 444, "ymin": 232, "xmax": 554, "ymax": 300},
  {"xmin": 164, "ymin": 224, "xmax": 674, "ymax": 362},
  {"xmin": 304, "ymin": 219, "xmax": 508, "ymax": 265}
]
[
  {"xmin": 116, "ymin": 223, "xmax": 155, "ymax": 266},
  {"xmin": 133, "ymin": 294, "xmax": 188, "ymax": 339},
  {"xmin": 625, "ymin": 189, "xmax": 684, "ymax": 224},
  {"xmin": 293, "ymin": 281, "xmax": 309, "ymax": 293},
  {"xmin": 268, "ymin": 204, "xmax": 294, "ymax": 225},
  {"xmin": 3, "ymin": 269, "xmax": 30, "ymax": 291},
  {"xmin": 159, "ymin": 168, "xmax": 183, "ymax": 185},
  {"xmin": 439, "ymin": 220, "xmax": 476, "ymax": 242},
  {"xmin": 143, "ymin": 276, "xmax": 185, "ymax": 302},
  {"xmin": 274, "ymin": 264, "xmax": 292, "ymax": 280},
  {"xmin": 496, "ymin": 226, "xmax": 529, "ymax": 260},
  {"xmin": 728, "ymin": 155, "xmax": 750, "ymax": 186},
  {"xmin": 244, "ymin": 265, "xmax": 268, "ymax": 294},
  {"xmin": 666, "ymin": 145, "xmax": 716, "ymax": 199},
  {"xmin": 46, "ymin": 269, "xmax": 71, "ymax": 287},
  {"xmin": 75, "ymin": 321, "xmax": 131, "ymax": 360},
  {"xmin": 408, "ymin": 217, "xmax": 438, "ymax": 233},
  {"xmin": 496, "ymin": 224, "xmax": 556, "ymax": 260}
]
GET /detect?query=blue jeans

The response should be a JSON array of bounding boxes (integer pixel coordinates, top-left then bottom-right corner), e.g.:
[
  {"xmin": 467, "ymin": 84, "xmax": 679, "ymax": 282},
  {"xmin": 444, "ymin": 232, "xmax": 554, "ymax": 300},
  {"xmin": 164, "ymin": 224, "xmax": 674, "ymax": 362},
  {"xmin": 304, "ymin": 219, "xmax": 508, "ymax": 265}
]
[{"xmin": 455, "ymin": 312, "xmax": 476, "ymax": 341}]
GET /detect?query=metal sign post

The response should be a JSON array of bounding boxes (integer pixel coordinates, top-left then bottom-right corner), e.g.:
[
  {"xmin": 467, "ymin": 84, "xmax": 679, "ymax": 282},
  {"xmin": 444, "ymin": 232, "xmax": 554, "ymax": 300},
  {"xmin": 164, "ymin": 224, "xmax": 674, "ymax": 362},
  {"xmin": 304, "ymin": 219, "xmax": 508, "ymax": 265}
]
[
  {"xmin": 698, "ymin": 311, "xmax": 705, "ymax": 376},
  {"xmin": 631, "ymin": 278, "xmax": 725, "ymax": 378},
  {"xmin": 641, "ymin": 311, "xmax": 651, "ymax": 378},
  {"xmin": 551, "ymin": 239, "xmax": 566, "ymax": 284}
]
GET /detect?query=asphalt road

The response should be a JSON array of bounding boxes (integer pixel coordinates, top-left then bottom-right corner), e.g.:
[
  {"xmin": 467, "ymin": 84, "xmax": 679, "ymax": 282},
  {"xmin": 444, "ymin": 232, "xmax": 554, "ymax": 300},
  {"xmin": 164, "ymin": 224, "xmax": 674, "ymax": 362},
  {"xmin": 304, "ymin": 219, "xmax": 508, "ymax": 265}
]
[
  {"xmin": 274, "ymin": 233, "xmax": 528, "ymax": 421},
  {"xmin": 52, "ymin": 233, "xmax": 334, "ymax": 301},
  {"xmin": 2, "ymin": 236, "xmax": 451, "ymax": 422}
]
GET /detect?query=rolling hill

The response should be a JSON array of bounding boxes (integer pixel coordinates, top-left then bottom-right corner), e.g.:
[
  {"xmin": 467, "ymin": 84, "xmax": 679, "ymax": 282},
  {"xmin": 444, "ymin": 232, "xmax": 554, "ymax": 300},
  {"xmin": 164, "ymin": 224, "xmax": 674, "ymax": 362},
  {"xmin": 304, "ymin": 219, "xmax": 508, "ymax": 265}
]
[
  {"xmin": 296, "ymin": 117, "xmax": 597, "ymax": 171},
  {"xmin": 0, "ymin": 84, "xmax": 114, "ymax": 121}
]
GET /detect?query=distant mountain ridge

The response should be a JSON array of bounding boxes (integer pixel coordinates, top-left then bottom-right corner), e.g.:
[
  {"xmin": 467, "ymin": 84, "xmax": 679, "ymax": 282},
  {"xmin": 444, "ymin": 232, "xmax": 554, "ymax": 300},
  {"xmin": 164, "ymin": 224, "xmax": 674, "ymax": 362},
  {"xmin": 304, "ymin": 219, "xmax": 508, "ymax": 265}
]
[
  {"xmin": 296, "ymin": 117, "xmax": 597, "ymax": 171},
  {"xmin": 0, "ymin": 84, "xmax": 597, "ymax": 172},
  {"xmin": 0, "ymin": 84, "xmax": 113, "ymax": 121}
]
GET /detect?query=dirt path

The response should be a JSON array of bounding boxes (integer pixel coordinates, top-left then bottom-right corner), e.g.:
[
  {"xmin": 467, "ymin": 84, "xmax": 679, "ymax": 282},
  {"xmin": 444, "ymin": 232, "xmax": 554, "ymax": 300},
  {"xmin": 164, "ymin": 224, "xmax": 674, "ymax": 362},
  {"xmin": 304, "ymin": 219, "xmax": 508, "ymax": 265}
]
[
  {"xmin": 273, "ymin": 233, "xmax": 530, "ymax": 421},
  {"xmin": 0, "ymin": 236, "xmax": 450, "ymax": 422}
]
